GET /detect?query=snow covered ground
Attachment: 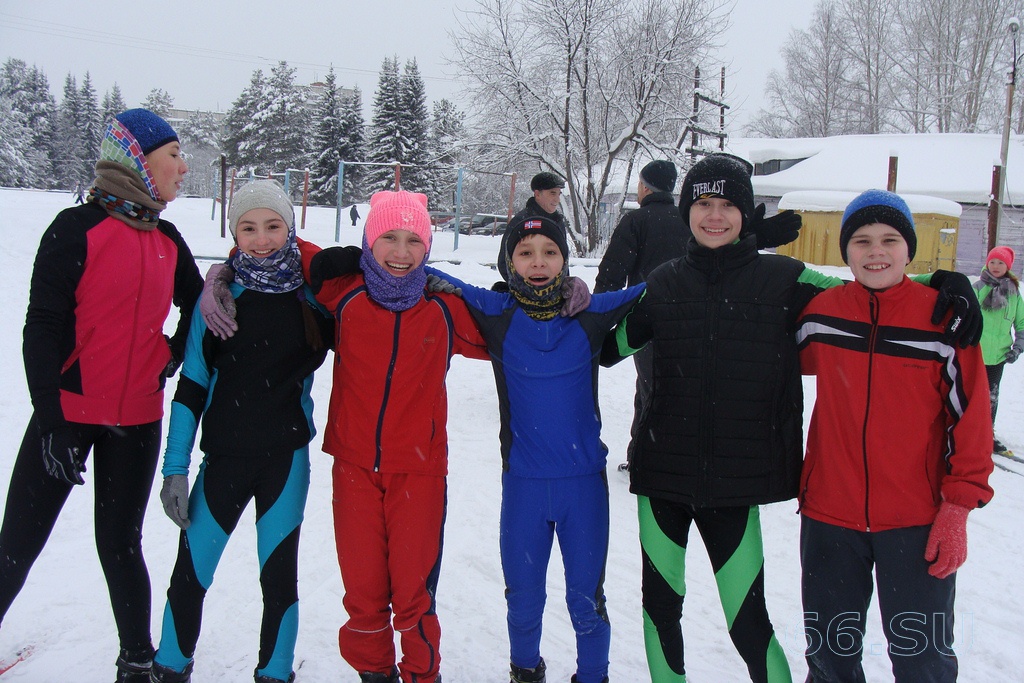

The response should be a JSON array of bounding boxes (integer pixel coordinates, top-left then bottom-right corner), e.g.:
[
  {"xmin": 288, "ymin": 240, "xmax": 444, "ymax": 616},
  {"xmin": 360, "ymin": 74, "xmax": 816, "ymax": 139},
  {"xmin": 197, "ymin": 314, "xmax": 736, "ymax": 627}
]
[{"xmin": 0, "ymin": 188, "xmax": 1022, "ymax": 682}]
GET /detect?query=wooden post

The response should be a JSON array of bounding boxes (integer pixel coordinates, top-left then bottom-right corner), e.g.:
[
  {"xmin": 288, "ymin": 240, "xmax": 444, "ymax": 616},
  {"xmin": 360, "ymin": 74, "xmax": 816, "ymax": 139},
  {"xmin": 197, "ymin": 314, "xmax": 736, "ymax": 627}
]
[
  {"xmin": 719, "ymin": 67, "xmax": 726, "ymax": 150},
  {"xmin": 301, "ymin": 170, "xmax": 309, "ymax": 230},
  {"xmin": 226, "ymin": 169, "xmax": 238, "ymax": 239},
  {"xmin": 988, "ymin": 165, "xmax": 1002, "ymax": 253},
  {"xmin": 394, "ymin": 164, "xmax": 401, "ymax": 190},
  {"xmin": 220, "ymin": 155, "xmax": 227, "ymax": 238},
  {"xmin": 690, "ymin": 67, "xmax": 700, "ymax": 162},
  {"xmin": 506, "ymin": 173, "xmax": 518, "ymax": 222},
  {"xmin": 887, "ymin": 156, "xmax": 898, "ymax": 191}
]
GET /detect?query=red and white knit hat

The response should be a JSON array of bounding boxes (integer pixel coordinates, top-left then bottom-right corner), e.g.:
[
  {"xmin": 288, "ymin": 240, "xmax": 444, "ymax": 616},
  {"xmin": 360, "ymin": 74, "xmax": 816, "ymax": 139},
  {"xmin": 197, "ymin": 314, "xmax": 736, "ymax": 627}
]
[{"xmin": 364, "ymin": 190, "xmax": 432, "ymax": 247}]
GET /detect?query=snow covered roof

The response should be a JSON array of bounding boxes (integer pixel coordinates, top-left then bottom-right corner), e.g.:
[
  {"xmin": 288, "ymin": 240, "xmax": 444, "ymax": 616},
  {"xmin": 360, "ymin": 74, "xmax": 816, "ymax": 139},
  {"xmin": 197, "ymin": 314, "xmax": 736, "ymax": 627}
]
[
  {"xmin": 727, "ymin": 133, "xmax": 1024, "ymax": 205},
  {"xmin": 778, "ymin": 190, "xmax": 962, "ymax": 217}
]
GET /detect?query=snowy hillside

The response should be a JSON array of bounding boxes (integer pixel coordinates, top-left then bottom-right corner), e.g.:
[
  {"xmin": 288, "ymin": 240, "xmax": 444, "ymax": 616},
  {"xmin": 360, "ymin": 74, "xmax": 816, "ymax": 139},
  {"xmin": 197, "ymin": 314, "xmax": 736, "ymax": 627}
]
[{"xmin": 0, "ymin": 189, "xmax": 1022, "ymax": 682}]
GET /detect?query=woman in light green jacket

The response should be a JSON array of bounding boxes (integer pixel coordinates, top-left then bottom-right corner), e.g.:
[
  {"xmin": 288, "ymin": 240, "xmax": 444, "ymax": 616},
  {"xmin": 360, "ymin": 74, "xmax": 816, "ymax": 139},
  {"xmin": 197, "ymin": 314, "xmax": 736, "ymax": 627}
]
[{"xmin": 975, "ymin": 246, "xmax": 1024, "ymax": 454}]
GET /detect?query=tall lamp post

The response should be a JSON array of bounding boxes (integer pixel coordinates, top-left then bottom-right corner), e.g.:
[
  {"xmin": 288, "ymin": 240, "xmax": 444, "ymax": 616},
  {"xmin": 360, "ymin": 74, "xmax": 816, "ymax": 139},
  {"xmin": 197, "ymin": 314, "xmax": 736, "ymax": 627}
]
[{"xmin": 996, "ymin": 17, "xmax": 1023, "ymax": 249}]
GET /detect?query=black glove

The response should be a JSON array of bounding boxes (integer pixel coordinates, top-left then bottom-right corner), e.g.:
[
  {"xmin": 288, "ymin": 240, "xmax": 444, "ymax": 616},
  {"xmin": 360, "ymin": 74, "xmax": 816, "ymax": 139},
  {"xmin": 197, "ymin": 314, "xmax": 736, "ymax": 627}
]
[
  {"xmin": 747, "ymin": 204, "xmax": 802, "ymax": 249},
  {"xmin": 929, "ymin": 271, "xmax": 983, "ymax": 348},
  {"xmin": 310, "ymin": 246, "xmax": 362, "ymax": 293},
  {"xmin": 163, "ymin": 335, "xmax": 182, "ymax": 378},
  {"xmin": 41, "ymin": 427, "xmax": 86, "ymax": 485},
  {"xmin": 426, "ymin": 273, "xmax": 462, "ymax": 296},
  {"xmin": 491, "ymin": 281, "xmax": 510, "ymax": 293}
]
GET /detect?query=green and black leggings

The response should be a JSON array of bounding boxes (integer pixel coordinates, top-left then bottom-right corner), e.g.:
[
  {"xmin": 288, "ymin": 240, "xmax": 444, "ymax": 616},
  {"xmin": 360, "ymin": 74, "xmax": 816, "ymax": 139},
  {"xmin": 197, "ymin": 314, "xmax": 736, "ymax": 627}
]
[{"xmin": 638, "ymin": 496, "xmax": 792, "ymax": 683}]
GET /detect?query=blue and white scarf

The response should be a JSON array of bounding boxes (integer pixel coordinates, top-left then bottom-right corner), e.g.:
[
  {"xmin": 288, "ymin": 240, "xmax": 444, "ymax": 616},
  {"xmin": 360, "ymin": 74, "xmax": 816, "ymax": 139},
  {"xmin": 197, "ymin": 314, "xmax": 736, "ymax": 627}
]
[{"xmin": 230, "ymin": 226, "xmax": 305, "ymax": 294}]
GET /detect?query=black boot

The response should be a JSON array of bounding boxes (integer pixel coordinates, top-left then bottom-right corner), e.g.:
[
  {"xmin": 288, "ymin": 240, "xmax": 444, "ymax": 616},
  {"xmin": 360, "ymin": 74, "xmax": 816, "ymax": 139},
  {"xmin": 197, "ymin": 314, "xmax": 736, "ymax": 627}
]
[
  {"xmin": 115, "ymin": 647, "xmax": 154, "ymax": 683},
  {"xmin": 569, "ymin": 677, "xmax": 608, "ymax": 683},
  {"xmin": 254, "ymin": 671, "xmax": 295, "ymax": 683},
  {"xmin": 358, "ymin": 666, "xmax": 400, "ymax": 683},
  {"xmin": 510, "ymin": 657, "xmax": 546, "ymax": 683},
  {"xmin": 150, "ymin": 660, "xmax": 193, "ymax": 683}
]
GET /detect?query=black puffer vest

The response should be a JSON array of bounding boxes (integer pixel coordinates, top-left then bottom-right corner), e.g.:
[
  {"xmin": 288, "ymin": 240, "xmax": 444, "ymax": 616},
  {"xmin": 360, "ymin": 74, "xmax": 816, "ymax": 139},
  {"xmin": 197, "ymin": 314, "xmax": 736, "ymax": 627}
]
[{"xmin": 630, "ymin": 235, "xmax": 811, "ymax": 507}]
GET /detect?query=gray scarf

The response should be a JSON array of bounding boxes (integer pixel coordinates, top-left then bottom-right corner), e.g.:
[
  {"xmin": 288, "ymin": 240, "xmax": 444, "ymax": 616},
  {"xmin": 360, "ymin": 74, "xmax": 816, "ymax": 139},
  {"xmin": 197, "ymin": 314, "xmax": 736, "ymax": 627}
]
[{"xmin": 975, "ymin": 268, "xmax": 1018, "ymax": 310}]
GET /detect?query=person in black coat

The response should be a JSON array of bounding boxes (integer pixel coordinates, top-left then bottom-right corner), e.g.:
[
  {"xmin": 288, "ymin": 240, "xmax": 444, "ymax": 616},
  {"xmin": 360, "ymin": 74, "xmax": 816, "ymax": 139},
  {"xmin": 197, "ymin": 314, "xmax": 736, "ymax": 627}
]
[{"xmin": 595, "ymin": 160, "xmax": 684, "ymax": 472}]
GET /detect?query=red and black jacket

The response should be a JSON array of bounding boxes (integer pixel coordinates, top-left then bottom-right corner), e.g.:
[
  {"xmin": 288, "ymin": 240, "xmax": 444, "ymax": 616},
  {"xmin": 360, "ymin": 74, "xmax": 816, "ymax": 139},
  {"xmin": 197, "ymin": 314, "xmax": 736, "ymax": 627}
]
[
  {"xmin": 24, "ymin": 202, "xmax": 202, "ymax": 433},
  {"xmin": 797, "ymin": 277, "xmax": 994, "ymax": 531}
]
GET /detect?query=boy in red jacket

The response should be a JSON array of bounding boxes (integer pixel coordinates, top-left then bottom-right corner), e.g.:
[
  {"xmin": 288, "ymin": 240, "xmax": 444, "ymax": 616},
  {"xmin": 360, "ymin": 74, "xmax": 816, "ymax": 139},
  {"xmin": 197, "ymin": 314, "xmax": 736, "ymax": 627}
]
[{"xmin": 796, "ymin": 189, "xmax": 994, "ymax": 682}]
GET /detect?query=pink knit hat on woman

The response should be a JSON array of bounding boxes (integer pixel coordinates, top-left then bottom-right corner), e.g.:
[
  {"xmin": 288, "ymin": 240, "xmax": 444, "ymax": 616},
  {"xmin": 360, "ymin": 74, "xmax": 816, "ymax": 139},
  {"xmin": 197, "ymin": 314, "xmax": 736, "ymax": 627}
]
[
  {"xmin": 986, "ymin": 246, "xmax": 1015, "ymax": 272},
  {"xmin": 363, "ymin": 190, "xmax": 432, "ymax": 247}
]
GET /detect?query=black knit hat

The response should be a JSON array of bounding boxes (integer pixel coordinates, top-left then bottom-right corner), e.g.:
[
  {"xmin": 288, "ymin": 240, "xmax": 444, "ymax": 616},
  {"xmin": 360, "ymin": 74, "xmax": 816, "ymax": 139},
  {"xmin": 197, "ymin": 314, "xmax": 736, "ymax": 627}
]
[
  {"xmin": 640, "ymin": 160, "xmax": 677, "ymax": 193},
  {"xmin": 504, "ymin": 214, "xmax": 570, "ymax": 264},
  {"xmin": 530, "ymin": 172, "xmax": 566, "ymax": 191},
  {"xmin": 839, "ymin": 189, "xmax": 917, "ymax": 264},
  {"xmin": 678, "ymin": 153, "xmax": 755, "ymax": 229}
]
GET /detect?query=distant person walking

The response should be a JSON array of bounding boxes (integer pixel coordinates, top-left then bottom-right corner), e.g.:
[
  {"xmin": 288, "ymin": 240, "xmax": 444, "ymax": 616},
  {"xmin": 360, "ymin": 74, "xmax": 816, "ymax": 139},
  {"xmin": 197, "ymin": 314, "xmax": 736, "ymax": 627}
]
[
  {"xmin": 350, "ymin": 204, "xmax": 360, "ymax": 227},
  {"xmin": 0, "ymin": 108, "xmax": 203, "ymax": 683},
  {"xmin": 73, "ymin": 180, "xmax": 85, "ymax": 204}
]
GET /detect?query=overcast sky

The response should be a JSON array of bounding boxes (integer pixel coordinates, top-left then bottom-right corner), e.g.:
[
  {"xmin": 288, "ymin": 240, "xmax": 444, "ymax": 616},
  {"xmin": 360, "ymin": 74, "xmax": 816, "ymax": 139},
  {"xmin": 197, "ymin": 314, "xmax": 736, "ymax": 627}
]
[{"xmin": 0, "ymin": 0, "xmax": 817, "ymax": 131}]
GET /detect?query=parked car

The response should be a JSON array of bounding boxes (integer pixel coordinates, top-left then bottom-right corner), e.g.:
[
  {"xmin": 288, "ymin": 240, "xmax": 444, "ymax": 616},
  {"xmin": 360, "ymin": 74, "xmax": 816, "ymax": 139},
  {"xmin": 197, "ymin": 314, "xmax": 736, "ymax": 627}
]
[
  {"xmin": 440, "ymin": 217, "xmax": 472, "ymax": 233},
  {"xmin": 430, "ymin": 211, "xmax": 456, "ymax": 228},
  {"xmin": 470, "ymin": 221, "xmax": 507, "ymax": 236},
  {"xmin": 466, "ymin": 213, "xmax": 508, "ymax": 235}
]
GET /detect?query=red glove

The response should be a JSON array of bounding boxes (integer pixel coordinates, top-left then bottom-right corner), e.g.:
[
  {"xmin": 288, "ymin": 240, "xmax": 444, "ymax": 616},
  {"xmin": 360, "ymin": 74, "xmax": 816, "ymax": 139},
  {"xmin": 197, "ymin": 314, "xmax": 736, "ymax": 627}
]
[{"xmin": 924, "ymin": 502, "xmax": 970, "ymax": 579}]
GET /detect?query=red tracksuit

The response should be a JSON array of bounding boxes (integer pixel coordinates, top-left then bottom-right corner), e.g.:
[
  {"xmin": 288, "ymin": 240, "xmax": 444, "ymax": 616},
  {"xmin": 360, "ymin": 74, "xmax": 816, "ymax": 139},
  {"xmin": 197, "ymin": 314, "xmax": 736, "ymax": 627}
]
[{"xmin": 314, "ymin": 271, "xmax": 488, "ymax": 683}]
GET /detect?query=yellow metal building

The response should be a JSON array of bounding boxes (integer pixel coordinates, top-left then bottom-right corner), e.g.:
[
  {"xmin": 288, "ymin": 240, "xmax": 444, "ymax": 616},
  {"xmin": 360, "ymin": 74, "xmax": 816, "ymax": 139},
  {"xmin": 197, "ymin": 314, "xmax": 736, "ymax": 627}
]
[{"xmin": 774, "ymin": 191, "xmax": 961, "ymax": 274}]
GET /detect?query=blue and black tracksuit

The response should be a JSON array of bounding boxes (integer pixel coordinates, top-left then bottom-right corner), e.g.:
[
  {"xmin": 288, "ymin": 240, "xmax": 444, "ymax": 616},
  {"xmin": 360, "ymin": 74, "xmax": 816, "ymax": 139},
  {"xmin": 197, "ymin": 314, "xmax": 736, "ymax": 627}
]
[
  {"xmin": 429, "ymin": 268, "xmax": 643, "ymax": 683},
  {"xmin": 153, "ymin": 283, "xmax": 331, "ymax": 682}
]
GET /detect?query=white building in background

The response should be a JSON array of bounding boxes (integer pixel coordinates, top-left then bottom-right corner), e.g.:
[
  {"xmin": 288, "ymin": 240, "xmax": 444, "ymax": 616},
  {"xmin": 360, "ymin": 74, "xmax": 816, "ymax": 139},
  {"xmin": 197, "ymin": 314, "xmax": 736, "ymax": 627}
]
[{"xmin": 724, "ymin": 133, "xmax": 1024, "ymax": 274}]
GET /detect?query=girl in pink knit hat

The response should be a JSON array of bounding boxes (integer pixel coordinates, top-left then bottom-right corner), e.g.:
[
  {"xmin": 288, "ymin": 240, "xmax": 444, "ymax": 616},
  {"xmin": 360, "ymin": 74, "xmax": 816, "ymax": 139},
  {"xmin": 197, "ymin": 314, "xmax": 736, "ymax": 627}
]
[
  {"xmin": 309, "ymin": 190, "xmax": 489, "ymax": 683},
  {"xmin": 974, "ymin": 246, "xmax": 1024, "ymax": 456}
]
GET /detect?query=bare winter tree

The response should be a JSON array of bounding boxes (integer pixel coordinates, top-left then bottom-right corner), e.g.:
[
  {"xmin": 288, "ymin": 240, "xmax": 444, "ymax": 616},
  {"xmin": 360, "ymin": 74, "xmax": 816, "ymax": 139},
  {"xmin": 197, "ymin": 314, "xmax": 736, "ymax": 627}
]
[
  {"xmin": 750, "ymin": 0, "xmax": 1016, "ymax": 137},
  {"xmin": 891, "ymin": 0, "xmax": 1012, "ymax": 133},
  {"xmin": 451, "ymin": 0, "xmax": 726, "ymax": 254},
  {"xmin": 838, "ymin": 0, "xmax": 898, "ymax": 133},
  {"xmin": 747, "ymin": 0, "xmax": 854, "ymax": 137}
]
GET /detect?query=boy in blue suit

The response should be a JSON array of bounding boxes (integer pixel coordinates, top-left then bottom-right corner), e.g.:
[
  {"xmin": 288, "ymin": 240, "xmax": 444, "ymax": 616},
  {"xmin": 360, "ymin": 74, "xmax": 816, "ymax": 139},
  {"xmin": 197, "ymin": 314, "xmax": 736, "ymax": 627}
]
[{"xmin": 429, "ymin": 215, "xmax": 643, "ymax": 683}]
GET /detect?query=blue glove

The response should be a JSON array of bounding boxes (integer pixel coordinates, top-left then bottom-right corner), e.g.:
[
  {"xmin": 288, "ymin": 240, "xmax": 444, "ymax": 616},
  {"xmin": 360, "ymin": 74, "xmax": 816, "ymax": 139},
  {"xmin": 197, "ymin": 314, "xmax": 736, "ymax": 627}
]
[
  {"xmin": 928, "ymin": 271, "xmax": 983, "ymax": 348},
  {"xmin": 41, "ymin": 427, "xmax": 85, "ymax": 485}
]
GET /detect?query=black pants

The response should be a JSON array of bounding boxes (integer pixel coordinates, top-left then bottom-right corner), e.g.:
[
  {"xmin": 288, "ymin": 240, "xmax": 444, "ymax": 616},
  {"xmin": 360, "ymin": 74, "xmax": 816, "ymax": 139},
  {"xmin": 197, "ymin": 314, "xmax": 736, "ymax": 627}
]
[
  {"xmin": 155, "ymin": 449, "xmax": 309, "ymax": 680},
  {"xmin": 985, "ymin": 362, "xmax": 1004, "ymax": 425},
  {"xmin": 801, "ymin": 516, "xmax": 957, "ymax": 683},
  {"xmin": 625, "ymin": 344, "xmax": 654, "ymax": 466},
  {"xmin": 638, "ymin": 498, "xmax": 791, "ymax": 682},
  {"xmin": 0, "ymin": 414, "xmax": 160, "ymax": 652}
]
